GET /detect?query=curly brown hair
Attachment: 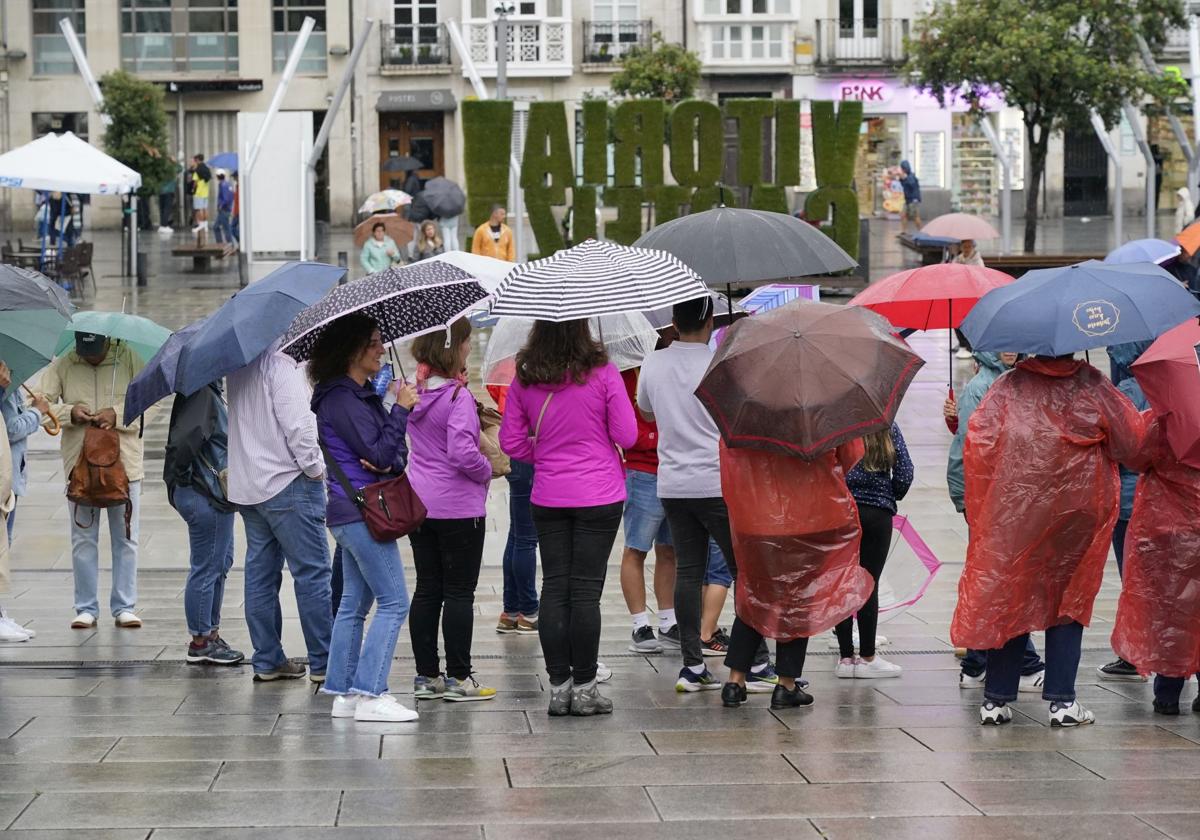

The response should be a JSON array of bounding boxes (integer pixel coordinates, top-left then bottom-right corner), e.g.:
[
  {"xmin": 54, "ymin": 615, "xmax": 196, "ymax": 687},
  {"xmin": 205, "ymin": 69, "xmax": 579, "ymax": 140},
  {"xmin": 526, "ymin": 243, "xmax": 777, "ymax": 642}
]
[
  {"xmin": 515, "ymin": 319, "xmax": 608, "ymax": 386},
  {"xmin": 307, "ymin": 313, "xmax": 379, "ymax": 385}
]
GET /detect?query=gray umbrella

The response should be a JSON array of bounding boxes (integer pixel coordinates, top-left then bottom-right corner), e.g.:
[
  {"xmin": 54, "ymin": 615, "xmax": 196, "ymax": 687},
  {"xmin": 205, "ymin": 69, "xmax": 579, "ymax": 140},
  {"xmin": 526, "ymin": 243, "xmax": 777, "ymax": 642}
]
[
  {"xmin": 632, "ymin": 207, "xmax": 857, "ymax": 289},
  {"xmin": 421, "ymin": 177, "xmax": 466, "ymax": 218}
]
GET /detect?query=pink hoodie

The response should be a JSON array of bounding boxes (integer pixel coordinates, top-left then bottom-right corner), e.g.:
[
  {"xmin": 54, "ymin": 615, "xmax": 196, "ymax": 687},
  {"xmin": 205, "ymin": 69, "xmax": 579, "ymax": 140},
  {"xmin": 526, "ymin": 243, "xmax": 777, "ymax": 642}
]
[{"xmin": 499, "ymin": 362, "xmax": 637, "ymax": 508}]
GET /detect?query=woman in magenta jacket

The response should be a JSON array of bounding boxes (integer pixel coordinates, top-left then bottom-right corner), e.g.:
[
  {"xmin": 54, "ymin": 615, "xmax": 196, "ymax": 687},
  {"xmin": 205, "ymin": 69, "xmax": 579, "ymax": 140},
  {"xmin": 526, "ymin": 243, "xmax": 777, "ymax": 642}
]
[{"xmin": 499, "ymin": 319, "xmax": 637, "ymax": 716}]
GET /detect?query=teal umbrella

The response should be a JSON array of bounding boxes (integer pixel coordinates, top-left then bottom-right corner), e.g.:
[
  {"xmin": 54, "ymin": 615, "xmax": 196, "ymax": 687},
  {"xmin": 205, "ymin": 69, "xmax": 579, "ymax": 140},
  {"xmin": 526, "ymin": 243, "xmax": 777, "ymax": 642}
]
[
  {"xmin": 55, "ymin": 311, "xmax": 171, "ymax": 364},
  {"xmin": 0, "ymin": 265, "xmax": 73, "ymax": 391}
]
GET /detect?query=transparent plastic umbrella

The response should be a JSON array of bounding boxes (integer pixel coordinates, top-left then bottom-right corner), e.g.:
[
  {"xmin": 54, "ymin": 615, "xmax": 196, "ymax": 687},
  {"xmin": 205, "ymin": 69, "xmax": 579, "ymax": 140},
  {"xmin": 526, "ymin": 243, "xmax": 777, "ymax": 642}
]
[
  {"xmin": 482, "ymin": 312, "xmax": 659, "ymax": 386},
  {"xmin": 877, "ymin": 515, "xmax": 942, "ymax": 623}
]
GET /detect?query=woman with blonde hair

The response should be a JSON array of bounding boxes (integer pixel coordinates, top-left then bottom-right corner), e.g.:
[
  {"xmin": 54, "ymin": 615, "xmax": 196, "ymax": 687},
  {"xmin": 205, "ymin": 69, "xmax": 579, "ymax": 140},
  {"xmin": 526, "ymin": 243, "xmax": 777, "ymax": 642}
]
[
  {"xmin": 410, "ymin": 220, "xmax": 445, "ymax": 262},
  {"xmin": 834, "ymin": 424, "xmax": 913, "ymax": 678}
]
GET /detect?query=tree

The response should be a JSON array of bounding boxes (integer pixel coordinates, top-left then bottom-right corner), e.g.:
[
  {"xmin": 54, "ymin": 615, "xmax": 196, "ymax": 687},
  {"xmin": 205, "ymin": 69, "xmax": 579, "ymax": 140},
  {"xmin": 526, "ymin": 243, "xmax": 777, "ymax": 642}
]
[
  {"xmin": 906, "ymin": 0, "xmax": 1186, "ymax": 252},
  {"xmin": 611, "ymin": 33, "xmax": 702, "ymax": 102},
  {"xmin": 98, "ymin": 70, "xmax": 175, "ymax": 198}
]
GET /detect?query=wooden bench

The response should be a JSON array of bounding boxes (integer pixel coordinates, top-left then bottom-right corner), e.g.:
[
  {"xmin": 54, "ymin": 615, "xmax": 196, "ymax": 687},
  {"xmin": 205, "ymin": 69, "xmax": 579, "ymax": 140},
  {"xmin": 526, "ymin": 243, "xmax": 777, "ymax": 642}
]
[
  {"xmin": 172, "ymin": 245, "xmax": 229, "ymax": 272},
  {"xmin": 898, "ymin": 233, "xmax": 952, "ymax": 266},
  {"xmin": 983, "ymin": 254, "xmax": 1105, "ymax": 278}
]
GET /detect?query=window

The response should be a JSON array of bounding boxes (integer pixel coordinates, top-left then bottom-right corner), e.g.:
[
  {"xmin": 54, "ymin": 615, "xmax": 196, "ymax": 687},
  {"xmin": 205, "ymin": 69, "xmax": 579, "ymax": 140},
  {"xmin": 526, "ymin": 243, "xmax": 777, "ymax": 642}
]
[
  {"xmin": 710, "ymin": 23, "xmax": 783, "ymax": 60},
  {"xmin": 393, "ymin": 0, "xmax": 440, "ymax": 58},
  {"xmin": 32, "ymin": 0, "xmax": 85, "ymax": 75},
  {"xmin": 273, "ymin": 1, "xmax": 326, "ymax": 72},
  {"xmin": 33, "ymin": 112, "xmax": 88, "ymax": 141},
  {"xmin": 120, "ymin": 0, "xmax": 238, "ymax": 73},
  {"xmin": 701, "ymin": 0, "xmax": 787, "ymax": 14}
]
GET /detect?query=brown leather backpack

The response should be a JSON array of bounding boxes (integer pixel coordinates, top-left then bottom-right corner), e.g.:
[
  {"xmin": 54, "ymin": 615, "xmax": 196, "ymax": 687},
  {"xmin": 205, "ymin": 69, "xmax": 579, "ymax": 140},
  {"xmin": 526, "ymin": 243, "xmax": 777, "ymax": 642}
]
[{"xmin": 67, "ymin": 426, "xmax": 132, "ymax": 537}]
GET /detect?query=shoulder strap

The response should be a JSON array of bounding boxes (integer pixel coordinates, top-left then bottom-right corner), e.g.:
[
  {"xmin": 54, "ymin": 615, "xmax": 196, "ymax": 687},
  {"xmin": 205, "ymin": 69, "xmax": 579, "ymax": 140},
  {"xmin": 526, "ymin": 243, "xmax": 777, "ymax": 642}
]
[
  {"xmin": 529, "ymin": 392, "xmax": 554, "ymax": 447},
  {"xmin": 318, "ymin": 441, "xmax": 365, "ymax": 508}
]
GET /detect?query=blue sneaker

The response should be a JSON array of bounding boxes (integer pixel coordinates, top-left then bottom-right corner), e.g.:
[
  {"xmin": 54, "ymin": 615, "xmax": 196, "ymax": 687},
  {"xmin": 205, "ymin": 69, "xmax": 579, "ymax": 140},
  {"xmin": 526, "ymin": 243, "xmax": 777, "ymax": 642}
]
[
  {"xmin": 747, "ymin": 663, "xmax": 780, "ymax": 693},
  {"xmin": 675, "ymin": 666, "xmax": 722, "ymax": 693}
]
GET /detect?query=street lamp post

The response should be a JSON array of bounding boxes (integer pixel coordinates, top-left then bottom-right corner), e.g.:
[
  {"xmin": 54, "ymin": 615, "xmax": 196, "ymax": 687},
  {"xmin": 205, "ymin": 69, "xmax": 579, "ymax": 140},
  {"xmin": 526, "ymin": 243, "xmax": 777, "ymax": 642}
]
[{"xmin": 495, "ymin": 2, "xmax": 515, "ymax": 99}]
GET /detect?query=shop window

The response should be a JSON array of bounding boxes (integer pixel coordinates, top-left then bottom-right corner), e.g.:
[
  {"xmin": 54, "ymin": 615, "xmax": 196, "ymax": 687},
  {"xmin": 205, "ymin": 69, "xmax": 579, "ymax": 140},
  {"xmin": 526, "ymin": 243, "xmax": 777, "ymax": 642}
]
[
  {"xmin": 33, "ymin": 0, "xmax": 85, "ymax": 75},
  {"xmin": 273, "ymin": 1, "xmax": 326, "ymax": 73},
  {"xmin": 33, "ymin": 112, "xmax": 88, "ymax": 141}
]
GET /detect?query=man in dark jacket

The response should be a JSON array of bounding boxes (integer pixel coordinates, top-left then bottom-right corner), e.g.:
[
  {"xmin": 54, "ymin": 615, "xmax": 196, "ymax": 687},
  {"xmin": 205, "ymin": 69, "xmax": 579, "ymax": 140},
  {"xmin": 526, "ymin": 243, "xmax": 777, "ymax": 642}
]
[{"xmin": 899, "ymin": 160, "xmax": 922, "ymax": 233}]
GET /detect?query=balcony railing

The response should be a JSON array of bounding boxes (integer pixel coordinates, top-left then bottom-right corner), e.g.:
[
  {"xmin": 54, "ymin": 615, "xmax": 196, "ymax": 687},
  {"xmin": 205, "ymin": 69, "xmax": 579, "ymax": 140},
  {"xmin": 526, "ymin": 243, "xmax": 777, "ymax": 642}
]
[
  {"xmin": 814, "ymin": 18, "xmax": 909, "ymax": 67},
  {"xmin": 1163, "ymin": 26, "xmax": 1190, "ymax": 56},
  {"xmin": 461, "ymin": 17, "xmax": 573, "ymax": 76},
  {"xmin": 582, "ymin": 20, "xmax": 652, "ymax": 64},
  {"xmin": 381, "ymin": 22, "xmax": 452, "ymax": 70}
]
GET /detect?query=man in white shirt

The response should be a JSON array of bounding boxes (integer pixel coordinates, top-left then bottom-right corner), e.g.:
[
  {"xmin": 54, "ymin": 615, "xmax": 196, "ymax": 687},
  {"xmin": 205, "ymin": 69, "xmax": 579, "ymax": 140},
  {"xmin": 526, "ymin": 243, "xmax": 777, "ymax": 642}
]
[
  {"xmin": 227, "ymin": 342, "xmax": 332, "ymax": 682},
  {"xmin": 637, "ymin": 296, "xmax": 775, "ymax": 697}
]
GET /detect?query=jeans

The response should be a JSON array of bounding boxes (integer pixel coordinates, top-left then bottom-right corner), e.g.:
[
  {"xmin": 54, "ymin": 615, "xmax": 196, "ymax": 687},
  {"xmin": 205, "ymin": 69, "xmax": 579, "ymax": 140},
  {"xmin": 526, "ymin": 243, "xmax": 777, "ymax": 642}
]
[
  {"xmin": 623, "ymin": 470, "xmax": 673, "ymax": 552},
  {"xmin": 532, "ymin": 501, "xmax": 623, "ymax": 685},
  {"xmin": 408, "ymin": 517, "xmax": 486, "ymax": 680},
  {"xmin": 1154, "ymin": 674, "xmax": 1200, "ymax": 706},
  {"xmin": 331, "ymin": 545, "xmax": 343, "ymax": 619},
  {"xmin": 325, "ymin": 521, "xmax": 410, "ymax": 697},
  {"xmin": 1113, "ymin": 518, "xmax": 1129, "ymax": 579},
  {"xmin": 501, "ymin": 459, "xmax": 539, "ymax": 616},
  {"xmin": 962, "ymin": 637, "xmax": 1045, "ymax": 678},
  {"xmin": 70, "ymin": 480, "xmax": 140, "ymax": 618},
  {"xmin": 661, "ymin": 496, "xmax": 767, "ymax": 669},
  {"xmin": 158, "ymin": 192, "xmax": 174, "ymax": 229},
  {"xmin": 985, "ymin": 622, "xmax": 1084, "ymax": 704},
  {"xmin": 835, "ymin": 503, "xmax": 892, "ymax": 660},
  {"xmin": 6, "ymin": 503, "xmax": 13, "ymax": 542},
  {"xmin": 175, "ymin": 485, "xmax": 235, "ymax": 637},
  {"xmin": 240, "ymin": 475, "xmax": 333, "ymax": 674},
  {"xmin": 213, "ymin": 209, "xmax": 236, "ymax": 244},
  {"xmin": 727, "ymin": 617, "xmax": 809, "ymax": 678}
]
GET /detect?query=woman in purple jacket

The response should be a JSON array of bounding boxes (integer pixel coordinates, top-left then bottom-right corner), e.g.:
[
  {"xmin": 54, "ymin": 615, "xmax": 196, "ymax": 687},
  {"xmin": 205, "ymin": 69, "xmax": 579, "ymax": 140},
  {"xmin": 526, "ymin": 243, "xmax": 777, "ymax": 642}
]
[
  {"xmin": 499, "ymin": 320, "xmax": 638, "ymax": 716},
  {"xmin": 310, "ymin": 313, "xmax": 419, "ymax": 724},
  {"xmin": 406, "ymin": 318, "xmax": 496, "ymax": 702}
]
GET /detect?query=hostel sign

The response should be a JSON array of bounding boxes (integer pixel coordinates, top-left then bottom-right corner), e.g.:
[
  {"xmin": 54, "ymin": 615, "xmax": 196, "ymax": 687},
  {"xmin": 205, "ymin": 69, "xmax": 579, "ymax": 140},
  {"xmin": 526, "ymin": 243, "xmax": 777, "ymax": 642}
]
[{"xmin": 461, "ymin": 98, "xmax": 864, "ymax": 260}]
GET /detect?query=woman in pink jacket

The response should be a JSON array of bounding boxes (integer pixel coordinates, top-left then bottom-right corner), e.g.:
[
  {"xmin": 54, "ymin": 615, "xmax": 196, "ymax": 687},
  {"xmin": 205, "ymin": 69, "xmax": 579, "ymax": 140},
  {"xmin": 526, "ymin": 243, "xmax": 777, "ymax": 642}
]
[{"xmin": 499, "ymin": 319, "xmax": 637, "ymax": 716}]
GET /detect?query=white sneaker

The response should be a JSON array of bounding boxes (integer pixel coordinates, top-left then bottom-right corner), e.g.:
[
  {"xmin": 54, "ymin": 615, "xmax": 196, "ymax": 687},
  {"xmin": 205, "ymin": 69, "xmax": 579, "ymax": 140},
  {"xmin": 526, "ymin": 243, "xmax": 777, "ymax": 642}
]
[
  {"xmin": 1049, "ymin": 700, "xmax": 1095, "ymax": 728},
  {"xmin": 980, "ymin": 701, "xmax": 1012, "ymax": 725},
  {"xmin": 834, "ymin": 657, "xmax": 858, "ymax": 679},
  {"xmin": 114, "ymin": 611, "xmax": 143, "ymax": 628},
  {"xmin": 0, "ymin": 617, "xmax": 31, "ymax": 642},
  {"xmin": 157, "ymin": 226, "xmax": 173, "ymax": 234},
  {"xmin": 70, "ymin": 612, "xmax": 96, "ymax": 629},
  {"xmin": 854, "ymin": 656, "xmax": 902, "ymax": 679},
  {"xmin": 1018, "ymin": 671, "xmax": 1045, "ymax": 693},
  {"xmin": 596, "ymin": 661, "xmax": 612, "ymax": 683},
  {"xmin": 354, "ymin": 693, "xmax": 419, "ymax": 723},
  {"xmin": 960, "ymin": 671, "xmax": 986, "ymax": 689},
  {"xmin": 330, "ymin": 695, "xmax": 359, "ymax": 719}
]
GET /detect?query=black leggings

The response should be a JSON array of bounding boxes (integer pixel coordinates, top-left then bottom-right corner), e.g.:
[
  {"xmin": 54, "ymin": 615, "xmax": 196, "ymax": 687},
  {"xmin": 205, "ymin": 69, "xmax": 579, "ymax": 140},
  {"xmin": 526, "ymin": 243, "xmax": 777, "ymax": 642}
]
[
  {"xmin": 408, "ymin": 517, "xmax": 486, "ymax": 680},
  {"xmin": 834, "ymin": 503, "xmax": 893, "ymax": 659},
  {"xmin": 531, "ymin": 501, "xmax": 623, "ymax": 686}
]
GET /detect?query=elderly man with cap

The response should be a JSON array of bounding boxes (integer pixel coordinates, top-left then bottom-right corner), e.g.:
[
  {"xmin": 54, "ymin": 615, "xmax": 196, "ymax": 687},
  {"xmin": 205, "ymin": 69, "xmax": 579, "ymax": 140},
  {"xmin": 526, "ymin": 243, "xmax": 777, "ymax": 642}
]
[{"xmin": 40, "ymin": 332, "xmax": 146, "ymax": 629}]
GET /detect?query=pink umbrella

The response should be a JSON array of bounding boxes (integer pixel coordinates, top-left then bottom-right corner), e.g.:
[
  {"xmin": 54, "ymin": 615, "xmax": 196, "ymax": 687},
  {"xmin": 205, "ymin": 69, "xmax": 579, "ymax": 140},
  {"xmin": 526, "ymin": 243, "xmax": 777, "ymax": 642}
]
[
  {"xmin": 877, "ymin": 515, "xmax": 942, "ymax": 622},
  {"xmin": 920, "ymin": 213, "xmax": 1000, "ymax": 241}
]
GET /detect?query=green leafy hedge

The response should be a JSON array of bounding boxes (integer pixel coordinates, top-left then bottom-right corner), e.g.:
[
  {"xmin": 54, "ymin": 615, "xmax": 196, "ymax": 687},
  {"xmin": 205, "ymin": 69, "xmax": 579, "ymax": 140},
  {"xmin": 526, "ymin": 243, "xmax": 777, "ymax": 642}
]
[{"xmin": 462, "ymin": 100, "xmax": 513, "ymax": 231}]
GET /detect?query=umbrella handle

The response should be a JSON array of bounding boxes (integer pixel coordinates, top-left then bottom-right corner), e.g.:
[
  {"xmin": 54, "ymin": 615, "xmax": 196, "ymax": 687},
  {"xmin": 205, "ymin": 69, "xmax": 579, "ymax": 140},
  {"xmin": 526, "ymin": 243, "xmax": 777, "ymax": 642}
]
[{"xmin": 22, "ymin": 384, "xmax": 60, "ymax": 436}]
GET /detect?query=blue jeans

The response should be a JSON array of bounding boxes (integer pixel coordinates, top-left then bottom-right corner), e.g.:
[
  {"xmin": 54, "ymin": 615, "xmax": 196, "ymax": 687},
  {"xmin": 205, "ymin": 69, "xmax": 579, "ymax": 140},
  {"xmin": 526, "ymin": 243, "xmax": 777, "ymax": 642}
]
[
  {"xmin": 1113, "ymin": 518, "xmax": 1129, "ymax": 578},
  {"xmin": 6, "ymin": 503, "xmax": 14, "ymax": 542},
  {"xmin": 175, "ymin": 485, "xmax": 235, "ymax": 637},
  {"xmin": 331, "ymin": 545, "xmax": 343, "ymax": 619},
  {"xmin": 70, "ymin": 480, "xmax": 140, "ymax": 618},
  {"xmin": 502, "ymin": 459, "xmax": 539, "ymax": 616},
  {"xmin": 240, "ymin": 475, "xmax": 332, "ymax": 675},
  {"xmin": 962, "ymin": 637, "xmax": 1044, "ymax": 678},
  {"xmin": 213, "ymin": 209, "xmax": 235, "ymax": 244},
  {"xmin": 985, "ymin": 622, "xmax": 1084, "ymax": 704},
  {"xmin": 325, "ymin": 521, "xmax": 410, "ymax": 697},
  {"xmin": 704, "ymin": 540, "xmax": 733, "ymax": 588},
  {"xmin": 622, "ymin": 470, "xmax": 672, "ymax": 552}
]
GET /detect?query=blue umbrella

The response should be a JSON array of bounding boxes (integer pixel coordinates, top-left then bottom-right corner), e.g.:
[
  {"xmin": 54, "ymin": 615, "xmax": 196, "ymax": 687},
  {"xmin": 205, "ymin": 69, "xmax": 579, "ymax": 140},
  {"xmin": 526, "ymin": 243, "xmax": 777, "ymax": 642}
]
[
  {"xmin": 124, "ymin": 317, "xmax": 209, "ymax": 420},
  {"xmin": 175, "ymin": 261, "xmax": 343, "ymax": 396},
  {"xmin": 961, "ymin": 260, "xmax": 1200, "ymax": 356},
  {"xmin": 207, "ymin": 151, "xmax": 238, "ymax": 172},
  {"xmin": 1103, "ymin": 238, "xmax": 1181, "ymax": 265}
]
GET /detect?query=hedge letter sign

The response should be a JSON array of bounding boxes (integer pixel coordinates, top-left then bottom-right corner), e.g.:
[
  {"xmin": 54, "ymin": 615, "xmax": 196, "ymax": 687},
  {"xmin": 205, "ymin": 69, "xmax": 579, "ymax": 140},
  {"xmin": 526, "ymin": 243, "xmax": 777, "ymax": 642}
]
[{"xmin": 462, "ymin": 98, "xmax": 863, "ymax": 260}]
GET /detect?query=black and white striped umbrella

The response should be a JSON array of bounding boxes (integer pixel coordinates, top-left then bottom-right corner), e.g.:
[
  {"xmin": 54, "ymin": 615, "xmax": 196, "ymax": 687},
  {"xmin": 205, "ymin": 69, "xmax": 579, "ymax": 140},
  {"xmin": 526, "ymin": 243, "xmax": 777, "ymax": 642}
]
[
  {"xmin": 489, "ymin": 239, "xmax": 709, "ymax": 322},
  {"xmin": 281, "ymin": 261, "xmax": 489, "ymax": 362}
]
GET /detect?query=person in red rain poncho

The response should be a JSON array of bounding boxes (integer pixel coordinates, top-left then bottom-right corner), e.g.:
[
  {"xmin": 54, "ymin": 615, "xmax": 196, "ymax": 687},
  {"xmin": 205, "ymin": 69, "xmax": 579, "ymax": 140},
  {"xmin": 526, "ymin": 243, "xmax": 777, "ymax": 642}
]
[
  {"xmin": 720, "ymin": 436, "xmax": 875, "ymax": 702},
  {"xmin": 1110, "ymin": 413, "xmax": 1200, "ymax": 715},
  {"xmin": 951, "ymin": 355, "xmax": 1144, "ymax": 728}
]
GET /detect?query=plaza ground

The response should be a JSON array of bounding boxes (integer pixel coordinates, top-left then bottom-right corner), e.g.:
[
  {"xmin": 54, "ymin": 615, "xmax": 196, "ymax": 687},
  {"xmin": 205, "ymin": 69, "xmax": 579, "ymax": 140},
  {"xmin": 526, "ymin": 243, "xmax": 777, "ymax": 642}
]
[{"xmin": 0, "ymin": 215, "xmax": 1196, "ymax": 838}]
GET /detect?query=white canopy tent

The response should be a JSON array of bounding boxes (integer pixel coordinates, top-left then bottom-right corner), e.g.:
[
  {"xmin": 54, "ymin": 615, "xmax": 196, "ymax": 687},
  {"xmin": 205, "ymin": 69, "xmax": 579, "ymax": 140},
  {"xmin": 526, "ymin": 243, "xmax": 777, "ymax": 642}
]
[{"xmin": 0, "ymin": 131, "xmax": 140, "ymax": 194}]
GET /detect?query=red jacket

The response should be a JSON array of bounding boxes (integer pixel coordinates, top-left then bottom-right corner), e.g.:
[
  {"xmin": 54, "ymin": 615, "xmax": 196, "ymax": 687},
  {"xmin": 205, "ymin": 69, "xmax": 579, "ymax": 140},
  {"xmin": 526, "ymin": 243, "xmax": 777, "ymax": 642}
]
[{"xmin": 621, "ymin": 368, "xmax": 659, "ymax": 475}]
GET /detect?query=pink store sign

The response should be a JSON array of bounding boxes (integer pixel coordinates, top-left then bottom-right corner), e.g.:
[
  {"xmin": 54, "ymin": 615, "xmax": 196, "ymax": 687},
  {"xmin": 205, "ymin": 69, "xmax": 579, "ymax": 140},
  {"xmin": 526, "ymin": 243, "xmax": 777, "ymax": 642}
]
[{"xmin": 816, "ymin": 79, "xmax": 1003, "ymax": 112}]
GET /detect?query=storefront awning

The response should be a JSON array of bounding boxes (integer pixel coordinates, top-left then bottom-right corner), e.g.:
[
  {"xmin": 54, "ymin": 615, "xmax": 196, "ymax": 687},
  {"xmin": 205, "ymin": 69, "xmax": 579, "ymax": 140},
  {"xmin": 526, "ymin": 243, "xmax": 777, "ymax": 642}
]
[{"xmin": 376, "ymin": 89, "xmax": 457, "ymax": 112}]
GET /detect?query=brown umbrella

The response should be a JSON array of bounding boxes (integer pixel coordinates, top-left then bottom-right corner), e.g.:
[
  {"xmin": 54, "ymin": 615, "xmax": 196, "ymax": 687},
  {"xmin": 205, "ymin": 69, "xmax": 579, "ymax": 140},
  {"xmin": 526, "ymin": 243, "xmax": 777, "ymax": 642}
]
[
  {"xmin": 695, "ymin": 300, "xmax": 924, "ymax": 459},
  {"xmin": 353, "ymin": 213, "xmax": 416, "ymax": 249}
]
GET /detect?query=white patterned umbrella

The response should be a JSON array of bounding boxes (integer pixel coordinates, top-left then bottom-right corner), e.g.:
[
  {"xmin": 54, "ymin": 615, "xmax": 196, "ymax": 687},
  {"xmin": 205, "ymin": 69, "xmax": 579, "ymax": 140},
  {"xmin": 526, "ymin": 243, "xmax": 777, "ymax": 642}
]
[
  {"xmin": 489, "ymin": 239, "xmax": 709, "ymax": 322},
  {"xmin": 358, "ymin": 189, "xmax": 412, "ymax": 214},
  {"xmin": 280, "ymin": 261, "xmax": 489, "ymax": 362}
]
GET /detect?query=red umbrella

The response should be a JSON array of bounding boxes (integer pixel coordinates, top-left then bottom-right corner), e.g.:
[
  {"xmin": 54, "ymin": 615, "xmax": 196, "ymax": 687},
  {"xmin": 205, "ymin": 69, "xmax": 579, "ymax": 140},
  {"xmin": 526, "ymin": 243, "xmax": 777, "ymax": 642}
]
[
  {"xmin": 1132, "ymin": 317, "xmax": 1200, "ymax": 469},
  {"xmin": 850, "ymin": 263, "xmax": 1014, "ymax": 432}
]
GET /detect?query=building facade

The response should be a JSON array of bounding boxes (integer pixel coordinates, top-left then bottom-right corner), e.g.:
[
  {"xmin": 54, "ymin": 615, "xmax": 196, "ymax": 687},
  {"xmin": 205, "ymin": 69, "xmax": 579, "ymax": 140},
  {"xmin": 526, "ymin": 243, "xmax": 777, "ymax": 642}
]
[{"xmin": 0, "ymin": 0, "xmax": 1190, "ymax": 233}]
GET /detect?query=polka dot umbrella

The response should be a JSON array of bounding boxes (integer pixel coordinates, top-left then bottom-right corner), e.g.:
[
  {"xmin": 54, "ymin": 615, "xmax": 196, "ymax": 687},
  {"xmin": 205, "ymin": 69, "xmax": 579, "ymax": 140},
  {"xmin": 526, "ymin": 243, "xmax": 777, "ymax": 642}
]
[{"xmin": 280, "ymin": 260, "xmax": 489, "ymax": 362}]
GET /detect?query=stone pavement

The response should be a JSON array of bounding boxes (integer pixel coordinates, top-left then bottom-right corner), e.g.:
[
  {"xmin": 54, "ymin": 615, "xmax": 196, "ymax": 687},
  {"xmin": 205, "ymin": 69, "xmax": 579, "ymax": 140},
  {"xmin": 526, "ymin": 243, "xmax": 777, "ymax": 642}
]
[{"xmin": 2, "ymin": 217, "xmax": 1199, "ymax": 838}]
